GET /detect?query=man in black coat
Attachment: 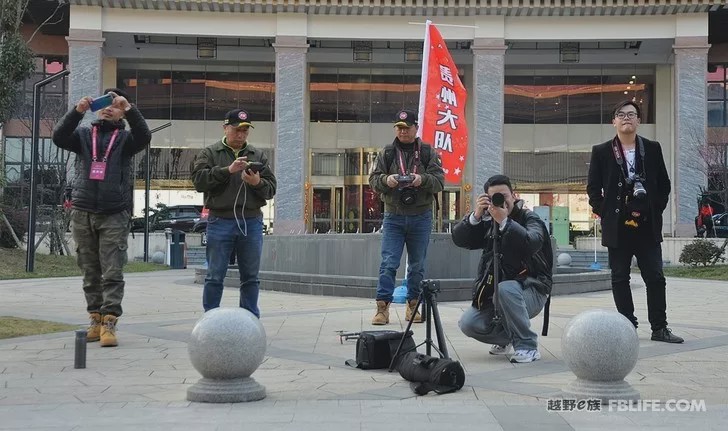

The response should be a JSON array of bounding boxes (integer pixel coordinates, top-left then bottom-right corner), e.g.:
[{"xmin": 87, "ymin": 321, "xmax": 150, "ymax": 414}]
[
  {"xmin": 453, "ymin": 175, "xmax": 552, "ymax": 363},
  {"xmin": 53, "ymin": 88, "xmax": 151, "ymax": 347},
  {"xmin": 587, "ymin": 100, "xmax": 683, "ymax": 343}
]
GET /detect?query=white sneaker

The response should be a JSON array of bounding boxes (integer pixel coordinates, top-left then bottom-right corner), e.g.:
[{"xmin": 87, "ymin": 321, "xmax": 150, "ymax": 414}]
[
  {"xmin": 510, "ymin": 349, "xmax": 541, "ymax": 363},
  {"xmin": 489, "ymin": 344, "xmax": 512, "ymax": 355}
]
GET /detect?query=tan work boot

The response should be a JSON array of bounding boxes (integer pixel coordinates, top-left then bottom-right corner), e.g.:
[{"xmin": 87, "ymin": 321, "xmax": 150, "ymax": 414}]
[
  {"xmin": 405, "ymin": 299, "xmax": 423, "ymax": 323},
  {"xmin": 100, "ymin": 315, "xmax": 118, "ymax": 347},
  {"xmin": 87, "ymin": 312, "xmax": 101, "ymax": 342},
  {"xmin": 371, "ymin": 300, "xmax": 390, "ymax": 325}
]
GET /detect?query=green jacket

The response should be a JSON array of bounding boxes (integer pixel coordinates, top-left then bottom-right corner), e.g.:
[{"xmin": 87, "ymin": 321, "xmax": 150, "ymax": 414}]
[
  {"xmin": 191, "ymin": 139, "xmax": 276, "ymax": 218},
  {"xmin": 368, "ymin": 138, "xmax": 445, "ymax": 215}
]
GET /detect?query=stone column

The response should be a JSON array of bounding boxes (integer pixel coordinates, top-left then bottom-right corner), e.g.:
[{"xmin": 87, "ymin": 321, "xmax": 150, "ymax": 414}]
[
  {"xmin": 471, "ymin": 38, "xmax": 507, "ymax": 196},
  {"xmin": 66, "ymin": 29, "xmax": 104, "ymax": 123},
  {"xmin": 272, "ymin": 36, "xmax": 309, "ymax": 235},
  {"xmin": 673, "ymin": 37, "xmax": 710, "ymax": 236}
]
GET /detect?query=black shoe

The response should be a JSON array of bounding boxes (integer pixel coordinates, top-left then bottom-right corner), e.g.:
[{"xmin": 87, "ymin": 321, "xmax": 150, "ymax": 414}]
[{"xmin": 651, "ymin": 328, "xmax": 684, "ymax": 343}]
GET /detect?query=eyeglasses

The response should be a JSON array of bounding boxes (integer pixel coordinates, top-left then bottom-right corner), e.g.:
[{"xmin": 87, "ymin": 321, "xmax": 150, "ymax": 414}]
[{"xmin": 615, "ymin": 112, "xmax": 638, "ymax": 120}]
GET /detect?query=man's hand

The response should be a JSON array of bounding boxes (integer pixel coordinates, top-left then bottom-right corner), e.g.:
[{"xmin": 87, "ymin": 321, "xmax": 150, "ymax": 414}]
[
  {"xmin": 473, "ymin": 193, "xmax": 491, "ymax": 220},
  {"xmin": 241, "ymin": 168, "xmax": 261, "ymax": 186},
  {"xmin": 108, "ymin": 91, "xmax": 132, "ymax": 111},
  {"xmin": 386, "ymin": 174, "xmax": 399, "ymax": 188},
  {"xmin": 75, "ymin": 97, "xmax": 93, "ymax": 113},
  {"xmin": 411, "ymin": 174, "xmax": 423, "ymax": 187},
  {"xmin": 488, "ymin": 204, "xmax": 508, "ymax": 225},
  {"xmin": 228, "ymin": 157, "xmax": 248, "ymax": 174}
]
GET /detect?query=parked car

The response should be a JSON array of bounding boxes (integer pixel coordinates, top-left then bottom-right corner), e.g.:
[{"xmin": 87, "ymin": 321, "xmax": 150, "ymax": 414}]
[
  {"xmin": 131, "ymin": 204, "xmax": 203, "ymax": 232},
  {"xmin": 713, "ymin": 213, "xmax": 728, "ymax": 238}
]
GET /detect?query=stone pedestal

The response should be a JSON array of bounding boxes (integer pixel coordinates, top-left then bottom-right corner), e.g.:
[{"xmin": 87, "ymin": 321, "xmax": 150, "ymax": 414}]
[
  {"xmin": 187, "ymin": 308, "xmax": 267, "ymax": 403},
  {"xmin": 562, "ymin": 309, "xmax": 640, "ymax": 403}
]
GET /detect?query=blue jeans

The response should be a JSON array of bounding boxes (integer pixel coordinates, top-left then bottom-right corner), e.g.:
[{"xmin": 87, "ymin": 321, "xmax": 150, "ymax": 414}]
[
  {"xmin": 376, "ymin": 211, "xmax": 433, "ymax": 302},
  {"xmin": 203, "ymin": 215, "xmax": 263, "ymax": 317},
  {"xmin": 459, "ymin": 281, "xmax": 546, "ymax": 351}
]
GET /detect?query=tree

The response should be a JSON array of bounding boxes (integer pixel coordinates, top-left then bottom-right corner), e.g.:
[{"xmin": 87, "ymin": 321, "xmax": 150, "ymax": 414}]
[
  {"xmin": 0, "ymin": 0, "xmax": 35, "ymax": 127},
  {"xmin": 689, "ymin": 127, "xmax": 728, "ymax": 214}
]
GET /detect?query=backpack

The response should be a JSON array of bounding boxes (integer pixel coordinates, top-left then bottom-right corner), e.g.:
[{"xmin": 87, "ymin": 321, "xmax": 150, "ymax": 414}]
[{"xmin": 382, "ymin": 142, "xmax": 439, "ymax": 212}]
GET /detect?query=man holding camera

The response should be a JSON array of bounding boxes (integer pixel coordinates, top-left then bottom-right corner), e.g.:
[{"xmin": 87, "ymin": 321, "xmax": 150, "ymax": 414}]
[
  {"xmin": 191, "ymin": 109, "xmax": 277, "ymax": 317},
  {"xmin": 587, "ymin": 101, "xmax": 682, "ymax": 343},
  {"xmin": 368, "ymin": 110, "xmax": 445, "ymax": 325},
  {"xmin": 454, "ymin": 175, "xmax": 552, "ymax": 363}
]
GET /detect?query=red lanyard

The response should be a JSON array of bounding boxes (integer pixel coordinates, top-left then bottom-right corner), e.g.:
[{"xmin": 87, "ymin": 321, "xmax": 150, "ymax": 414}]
[
  {"xmin": 396, "ymin": 141, "xmax": 420, "ymax": 175},
  {"xmin": 91, "ymin": 126, "xmax": 120, "ymax": 162}
]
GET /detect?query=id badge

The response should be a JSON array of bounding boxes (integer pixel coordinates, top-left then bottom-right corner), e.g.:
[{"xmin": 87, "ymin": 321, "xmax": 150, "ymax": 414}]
[{"xmin": 89, "ymin": 161, "xmax": 107, "ymax": 180}]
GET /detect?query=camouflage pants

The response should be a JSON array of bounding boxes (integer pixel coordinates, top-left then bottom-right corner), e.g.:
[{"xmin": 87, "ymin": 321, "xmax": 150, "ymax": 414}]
[{"xmin": 71, "ymin": 209, "xmax": 130, "ymax": 317}]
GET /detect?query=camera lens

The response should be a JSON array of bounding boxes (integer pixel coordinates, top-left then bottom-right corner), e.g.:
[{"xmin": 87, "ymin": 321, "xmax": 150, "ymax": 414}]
[{"xmin": 491, "ymin": 192, "xmax": 505, "ymax": 208}]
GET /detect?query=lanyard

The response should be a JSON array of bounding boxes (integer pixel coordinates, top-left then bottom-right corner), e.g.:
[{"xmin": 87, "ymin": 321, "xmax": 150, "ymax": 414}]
[
  {"xmin": 611, "ymin": 136, "xmax": 644, "ymax": 179},
  {"xmin": 396, "ymin": 140, "xmax": 420, "ymax": 175},
  {"xmin": 92, "ymin": 127, "xmax": 120, "ymax": 162}
]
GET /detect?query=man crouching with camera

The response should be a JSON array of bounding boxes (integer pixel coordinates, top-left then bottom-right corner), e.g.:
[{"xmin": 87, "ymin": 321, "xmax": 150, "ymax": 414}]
[{"xmin": 453, "ymin": 175, "xmax": 552, "ymax": 363}]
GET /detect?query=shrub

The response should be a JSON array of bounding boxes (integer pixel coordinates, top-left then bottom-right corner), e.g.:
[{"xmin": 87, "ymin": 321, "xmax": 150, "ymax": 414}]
[{"xmin": 679, "ymin": 239, "xmax": 725, "ymax": 267}]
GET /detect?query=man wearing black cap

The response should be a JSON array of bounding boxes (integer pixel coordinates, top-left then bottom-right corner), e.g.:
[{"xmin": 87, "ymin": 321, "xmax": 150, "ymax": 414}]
[
  {"xmin": 368, "ymin": 109, "xmax": 445, "ymax": 325},
  {"xmin": 191, "ymin": 109, "xmax": 277, "ymax": 317},
  {"xmin": 52, "ymin": 88, "xmax": 151, "ymax": 347}
]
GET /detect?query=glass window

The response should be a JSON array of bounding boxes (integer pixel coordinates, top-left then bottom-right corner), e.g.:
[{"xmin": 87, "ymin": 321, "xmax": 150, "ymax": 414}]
[
  {"xmin": 344, "ymin": 185, "xmax": 360, "ymax": 233},
  {"xmin": 311, "ymin": 152, "xmax": 344, "ymax": 176},
  {"xmin": 4, "ymin": 138, "xmax": 24, "ymax": 164},
  {"xmin": 135, "ymin": 69, "xmax": 171, "ymax": 120},
  {"xmin": 708, "ymin": 83, "xmax": 725, "ymax": 100},
  {"xmin": 370, "ymin": 73, "xmax": 404, "ymax": 123},
  {"xmin": 602, "ymin": 74, "xmax": 653, "ymax": 123},
  {"xmin": 206, "ymin": 71, "xmax": 239, "ymax": 121},
  {"xmin": 362, "ymin": 185, "xmax": 382, "ymax": 233},
  {"xmin": 567, "ymin": 75, "xmax": 602, "ymax": 124},
  {"xmin": 504, "ymin": 75, "xmax": 535, "ymax": 124},
  {"xmin": 534, "ymin": 75, "xmax": 567, "ymax": 124},
  {"xmin": 708, "ymin": 101, "xmax": 726, "ymax": 127},
  {"xmin": 171, "ymin": 69, "xmax": 206, "ymax": 120},
  {"xmin": 238, "ymin": 70, "xmax": 275, "ymax": 122},
  {"xmin": 338, "ymin": 72, "xmax": 370, "ymax": 123},
  {"xmin": 310, "ymin": 71, "xmax": 338, "ymax": 122},
  {"xmin": 707, "ymin": 65, "xmax": 726, "ymax": 82}
]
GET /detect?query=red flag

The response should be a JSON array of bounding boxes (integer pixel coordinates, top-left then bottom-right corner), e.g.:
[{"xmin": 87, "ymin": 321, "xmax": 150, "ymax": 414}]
[{"xmin": 417, "ymin": 21, "xmax": 469, "ymax": 185}]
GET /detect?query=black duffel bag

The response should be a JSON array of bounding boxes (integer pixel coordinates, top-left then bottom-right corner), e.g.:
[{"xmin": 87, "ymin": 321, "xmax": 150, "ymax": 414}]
[
  {"xmin": 345, "ymin": 330, "xmax": 416, "ymax": 370},
  {"xmin": 396, "ymin": 351, "xmax": 465, "ymax": 395}
]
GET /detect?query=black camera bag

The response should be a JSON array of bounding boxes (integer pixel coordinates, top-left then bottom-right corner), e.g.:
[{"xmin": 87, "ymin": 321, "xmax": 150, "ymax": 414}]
[
  {"xmin": 396, "ymin": 352, "xmax": 465, "ymax": 395},
  {"xmin": 345, "ymin": 330, "xmax": 415, "ymax": 370}
]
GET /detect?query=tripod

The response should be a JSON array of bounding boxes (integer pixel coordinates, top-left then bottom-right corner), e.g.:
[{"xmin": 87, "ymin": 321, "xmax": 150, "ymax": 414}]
[{"xmin": 388, "ymin": 279, "xmax": 449, "ymax": 372}]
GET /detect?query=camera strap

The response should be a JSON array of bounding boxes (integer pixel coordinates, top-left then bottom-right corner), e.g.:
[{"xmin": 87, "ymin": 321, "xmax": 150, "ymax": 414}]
[
  {"xmin": 611, "ymin": 135, "xmax": 646, "ymax": 180},
  {"xmin": 395, "ymin": 140, "xmax": 420, "ymax": 175}
]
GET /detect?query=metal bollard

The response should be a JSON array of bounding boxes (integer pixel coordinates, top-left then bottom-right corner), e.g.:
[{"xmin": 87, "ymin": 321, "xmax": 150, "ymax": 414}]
[{"xmin": 74, "ymin": 329, "xmax": 87, "ymax": 369}]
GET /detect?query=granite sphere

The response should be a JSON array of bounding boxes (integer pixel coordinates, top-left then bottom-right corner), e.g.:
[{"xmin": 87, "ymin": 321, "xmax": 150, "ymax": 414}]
[
  {"xmin": 557, "ymin": 253, "xmax": 572, "ymax": 267},
  {"xmin": 188, "ymin": 308, "xmax": 266, "ymax": 379},
  {"xmin": 151, "ymin": 251, "xmax": 165, "ymax": 264},
  {"xmin": 562, "ymin": 309, "xmax": 639, "ymax": 381}
]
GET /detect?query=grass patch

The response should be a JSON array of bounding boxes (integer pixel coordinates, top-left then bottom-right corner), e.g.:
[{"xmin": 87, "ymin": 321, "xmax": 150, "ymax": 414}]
[
  {"xmin": 663, "ymin": 264, "xmax": 728, "ymax": 281},
  {"xmin": 0, "ymin": 316, "xmax": 78, "ymax": 340},
  {"xmin": 0, "ymin": 248, "xmax": 169, "ymax": 280}
]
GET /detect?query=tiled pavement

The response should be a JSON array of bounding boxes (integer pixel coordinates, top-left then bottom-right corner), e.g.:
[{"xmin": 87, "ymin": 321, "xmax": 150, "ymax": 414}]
[{"xmin": 1, "ymin": 270, "xmax": 727, "ymax": 430}]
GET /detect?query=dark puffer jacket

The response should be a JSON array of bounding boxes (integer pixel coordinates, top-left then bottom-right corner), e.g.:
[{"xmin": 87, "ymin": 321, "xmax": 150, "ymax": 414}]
[
  {"xmin": 52, "ymin": 107, "xmax": 151, "ymax": 214},
  {"xmin": 451, "ymin": 200, "xmax": 553, "ymax": 309}
]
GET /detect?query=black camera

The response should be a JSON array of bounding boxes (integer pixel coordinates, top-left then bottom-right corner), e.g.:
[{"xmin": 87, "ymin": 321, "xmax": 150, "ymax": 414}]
[
  {"xmin": 420, "ymin": 279, "xmax": 441, "ymax": 295},
  {"xmin": 627, "ymin": 175, "xmax": 647, "ymax": 199},
  {"xmin": 395, "ymin": 175, "xmax": 417, "ymax": 206},
  {"xmin": 396, "ymin": 351, "xmax": 465, "ymax": 395}
]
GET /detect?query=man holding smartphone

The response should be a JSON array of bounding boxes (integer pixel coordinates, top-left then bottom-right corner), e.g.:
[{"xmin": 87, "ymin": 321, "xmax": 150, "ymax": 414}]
[
  {"xmin": 191, "ymin": 109, "xmax": 277, "ymax": 317},
  {"xmin": 52, "ymin": 88, "xmax": 151, "ymax": 348}
]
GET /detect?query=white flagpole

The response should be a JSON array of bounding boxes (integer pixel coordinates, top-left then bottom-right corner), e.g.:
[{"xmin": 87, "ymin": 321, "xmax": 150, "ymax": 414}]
[{"xmin": 416, "ymin": 19, "xmax": 431, "ymax": 139}]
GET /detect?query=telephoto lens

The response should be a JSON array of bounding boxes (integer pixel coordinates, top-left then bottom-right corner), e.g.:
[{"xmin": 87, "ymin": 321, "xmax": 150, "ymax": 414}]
[{"xmin": 396, "ymin": 351, "xmax": 465, "ymax": 395}]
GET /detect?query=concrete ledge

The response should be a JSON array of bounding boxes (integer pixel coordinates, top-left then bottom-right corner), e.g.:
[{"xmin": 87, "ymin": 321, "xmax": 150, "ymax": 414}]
[{"xmin": 193, "ymin": 267, "xmax": 611, "ymax": 301}]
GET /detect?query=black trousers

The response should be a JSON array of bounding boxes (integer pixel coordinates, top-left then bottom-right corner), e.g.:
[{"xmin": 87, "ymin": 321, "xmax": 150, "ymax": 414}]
[{"xmin": 607, "ymin": 227, "xmax": 668, "ymax": 331}]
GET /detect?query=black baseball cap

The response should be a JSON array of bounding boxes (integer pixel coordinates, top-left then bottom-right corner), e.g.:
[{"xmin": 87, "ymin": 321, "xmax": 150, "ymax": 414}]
[
  {"xmin": 394, "ymin": 110, "xmax": 418, "ymax": 127},
  {"xmin": 223, "ymin": 109, "xmax": 254, "ymax": 128}
]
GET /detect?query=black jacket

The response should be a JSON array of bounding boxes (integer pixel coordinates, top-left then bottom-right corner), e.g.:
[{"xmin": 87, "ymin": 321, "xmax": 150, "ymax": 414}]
[
  {"xmin": 368, "ymin": 138, "xmax": 445, "ymax": 215},
  {"xmin": 52, "ymin": 107, "xmax": 151, "ymax": 215},
  {"xmin": 451, "ymin": 200, "xmax": 553, "ymax": 309},
  {"xmin": 191, "ymin": 140, "xmax": 276, "ymax": 219},
  {"xmin": 586, "ymin": 136, "xmax": 670, "ymax": 248}
]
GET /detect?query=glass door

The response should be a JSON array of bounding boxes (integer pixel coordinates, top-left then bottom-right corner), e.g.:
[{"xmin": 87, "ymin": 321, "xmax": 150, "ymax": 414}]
[{"xmin": 312, "ymin": 188, "xmax": 332, "ymax": 233}]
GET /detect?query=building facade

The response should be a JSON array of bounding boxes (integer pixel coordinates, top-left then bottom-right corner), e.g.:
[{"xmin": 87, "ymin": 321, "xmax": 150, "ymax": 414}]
[{"xmin": 5, "ymin": 1, "xmax": 728, "ymax": 239}]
